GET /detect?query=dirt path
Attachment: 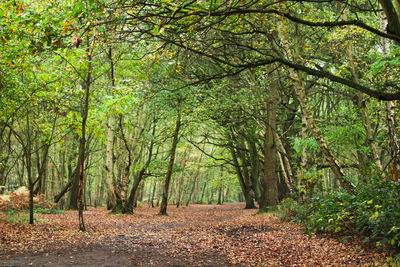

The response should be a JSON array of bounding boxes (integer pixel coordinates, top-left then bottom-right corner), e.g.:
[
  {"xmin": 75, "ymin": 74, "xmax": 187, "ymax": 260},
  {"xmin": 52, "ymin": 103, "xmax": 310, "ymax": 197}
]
[{"xmin": 0, "ymin": 203, "xmax": 388, "ymax": 266}]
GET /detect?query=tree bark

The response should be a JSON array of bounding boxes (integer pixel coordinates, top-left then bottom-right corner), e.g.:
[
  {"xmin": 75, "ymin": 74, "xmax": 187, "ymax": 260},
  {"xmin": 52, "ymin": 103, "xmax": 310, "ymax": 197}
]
[
  {"xmin": 379, "ymin": 0, "xmax": 400, "ymax": 39},
  {"xmin": 175, "ymin": 149, "xmax": 189, "ymax": 208},
  {"xmin": 247, "ymin": 135, "xmax": 262, "ymax": 203},
  {"xmin": 150, "ymin": 180, "xmax": 157, "ymax": 207},
  {"xmin": 69, "ymin": 135, "xmax": 80, "ymax": 210},
  {"xmin": 159, "ymin": 111, "xmax": 181, "ymax": 216},
  {"xmin": 105, "ymin": 117, "xmax": 117, "ymax": 210},
  {"xmin": 386, "ymin": 101, "xmax": 400, "ymax": 181},
  {"xmin": 274, "ymin": 133, "xmax": 295, "ymax": 193},
  {"xmin": 278, "ymin": 17, "xmax": 355, "ymax": 194},
  {"xmin": 229, "ymin": 145, "xmax": 255, "ymax": 209},
  {"xmin": 341, "ymin": 8, "xmax": 385, "ymax": 179},
  {"xmin": 25, "ymin": 112, "xmax": 34, "ymax": 224},
  {"xmin": 123, "ymin": 119, "xmax": 156, "ymax": 213},
  {"xmin": 259, "ymin": 74, "xmax": 279, "ymax": 211},
  {"xmin": 185, "ymin": 153, "xmax": 203, "ymax": 206},
  {"xmin": 76, "ymin": 43, "xmax": 93, "ymax": 231}
]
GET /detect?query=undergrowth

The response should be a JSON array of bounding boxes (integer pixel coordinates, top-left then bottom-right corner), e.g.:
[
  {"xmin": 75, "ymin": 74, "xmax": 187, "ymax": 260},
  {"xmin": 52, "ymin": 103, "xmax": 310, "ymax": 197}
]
[
  {"xmin": 4, "ymin": 210, "xmax": 50, "ymax": 224},
  {"xmin": 277, "ymin": 180, "xmax": 400, "ymax": 260}
]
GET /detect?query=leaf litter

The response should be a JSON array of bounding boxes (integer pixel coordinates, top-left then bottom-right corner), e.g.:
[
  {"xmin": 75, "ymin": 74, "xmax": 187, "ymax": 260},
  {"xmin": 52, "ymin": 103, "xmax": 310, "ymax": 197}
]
[{"xmin": 0, "ymin": 203, "xmax": 388, "ymax": 266}]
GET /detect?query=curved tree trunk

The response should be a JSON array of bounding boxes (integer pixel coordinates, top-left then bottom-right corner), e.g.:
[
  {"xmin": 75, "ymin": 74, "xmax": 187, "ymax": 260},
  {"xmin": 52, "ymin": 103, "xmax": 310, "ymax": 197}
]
[
  {"xmin": 123, "ymin": 119, "xmax": 156, "ymax": 214},
  {"xmin": 278, "ymin": 17, "xmax": 355, "ymax": 194}
]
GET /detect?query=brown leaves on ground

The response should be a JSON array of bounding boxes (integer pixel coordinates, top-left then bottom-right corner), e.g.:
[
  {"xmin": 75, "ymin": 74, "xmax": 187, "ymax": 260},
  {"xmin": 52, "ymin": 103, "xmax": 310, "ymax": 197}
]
[{"xmin": 0, "ymin": 203, "xmax": 388, "ymax": 266}]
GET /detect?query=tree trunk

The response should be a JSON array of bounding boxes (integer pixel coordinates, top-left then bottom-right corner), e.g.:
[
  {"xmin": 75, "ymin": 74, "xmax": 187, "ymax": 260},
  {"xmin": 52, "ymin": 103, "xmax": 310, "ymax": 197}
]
[
  {"xmin": 69, "ymin": 135, "xmax": 80, "ymax": 210},
  {"xmin": 175, "ymin": 172, "xmax": 185, "ymax": 208},
  {"xmin": 379, "ymin": 9, "xmax": 400, "ymax": 181},
  {"xmin": 247, "ymin": 136, "xmax": 262, "ymax": 203},
  {"xmin": 296, "ymin": 80, "xmax": 354, "ymax": 194},
  {"xmin": 379, "ymin": 0, "xmax": 400, "ymax": 40},
  {"xmin": 278, "ymin": 17, "xmax": 355, "ymax": 194},
  {"xmin": 342, "ymin": 8, "xmax": 385, "ymax": 179},
  {"xmin": 386, "ymin": 101, "xmax": 400, "ymax": 181},
  {"xmin": 185, "ymin": 153, "xmax": 203, "ymax": 206},
  {"xmin": 105, "ymin": 117, "xmax": 117, "ymax": 210},
  {"xmin": 150, "ymin": 180, "xmax": 157, "ymax": 207},
  {"xmin": 217, "ymin": 186, "xmax": 223, "ymax": 205},
  {"xmin": 199, "ymin": 183, "xmax": 207, "ymax": 203},
  {"xmin": 105, "ymin": 47, "xmax": 118, "ymax": 210},
  {"xmin": 25, "ymin": 112, "xmax": 34, "ymax": 224},
  {"xmin": 275, "ymin": 134, "xmax": 294, "ymax": 193},
  {"xmin": 159, "ymin": 111, "xmax": 181, "ymax": 215},
  {"xmin": 76, "ymin": 43, "xmax": 92, "ymax": 231},
  {"xmin": 229, "ymin": 145, "xmax": 255, "ymax": 209},
  {"xmin": 175, "ymin": 149, "xmax": 189, "ymax": 207},
  {"xmin": 259, "ymin": 75, "xmax": 279, "ymax": 211},
  {"xmin": 123, "ymin": 119, "xmax": 156, "ymax": 213}
]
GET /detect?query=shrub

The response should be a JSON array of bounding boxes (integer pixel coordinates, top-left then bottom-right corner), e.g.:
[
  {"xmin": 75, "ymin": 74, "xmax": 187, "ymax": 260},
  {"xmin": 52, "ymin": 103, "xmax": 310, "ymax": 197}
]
[
  {"xmin": 285, "ymin": 180, "xmax": 400, "ymax": 255},
  {"xmin": 0, "ymin": 186, "xmax": 57, "ymax": 212}
]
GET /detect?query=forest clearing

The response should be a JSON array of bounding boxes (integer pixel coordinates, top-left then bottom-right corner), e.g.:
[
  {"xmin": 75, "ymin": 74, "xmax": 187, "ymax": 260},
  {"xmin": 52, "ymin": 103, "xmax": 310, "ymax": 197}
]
[
  {"xmin": 0, "ymin": 203, "xmax": 389, "ymax": 266},
  {"xmin": 1, "ymin": 0, "xmax": 400, "ymax": 265}
]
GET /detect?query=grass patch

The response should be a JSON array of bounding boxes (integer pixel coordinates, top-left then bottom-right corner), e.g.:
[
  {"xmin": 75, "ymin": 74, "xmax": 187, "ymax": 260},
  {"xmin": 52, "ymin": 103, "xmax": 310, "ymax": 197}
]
[
  {"xmin": 33, "ymin": 207, "xmax": 64, "ymax": 214},
  {"xmin": 4, "ymin": 210, "xmax": 50, "ymax": 224},
  {"xmin": 253, "ymin": 206, "xmax": 284, "ymax": 217}
]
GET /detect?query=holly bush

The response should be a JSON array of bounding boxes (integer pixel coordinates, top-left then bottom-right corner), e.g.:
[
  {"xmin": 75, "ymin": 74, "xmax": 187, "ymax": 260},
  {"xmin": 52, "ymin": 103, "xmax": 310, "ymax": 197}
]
[{"xmin": 285, "ymin": 180, "xmax": 400, "ymax": 256}]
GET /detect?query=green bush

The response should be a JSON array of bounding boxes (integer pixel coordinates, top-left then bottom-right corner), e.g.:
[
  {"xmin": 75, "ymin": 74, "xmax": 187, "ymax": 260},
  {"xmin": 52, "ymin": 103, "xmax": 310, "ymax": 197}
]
[{"xmin": 286, "ymin": 180, "xmax": 400, "ymax": 255}]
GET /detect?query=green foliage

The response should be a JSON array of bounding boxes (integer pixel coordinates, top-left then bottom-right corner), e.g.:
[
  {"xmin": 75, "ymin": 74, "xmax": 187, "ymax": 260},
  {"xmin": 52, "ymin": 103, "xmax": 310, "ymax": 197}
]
[
  {"xmin": 291, "ymin": 137, "xmax": 319, "ymax": 158},
  {"xmin": 33, "ymin": 207, "xmax": 64, "ymax": 214},
  {"xmin": 275, "ymin": 198, "xmax": 300, "ymax": 222},
  {"xmin": 290, "ymin": 181, "xmax": 400, "ymax": 254},
  {"xmin": 3, "ymin": 210, "xmax": 49, "ymax": 224}
]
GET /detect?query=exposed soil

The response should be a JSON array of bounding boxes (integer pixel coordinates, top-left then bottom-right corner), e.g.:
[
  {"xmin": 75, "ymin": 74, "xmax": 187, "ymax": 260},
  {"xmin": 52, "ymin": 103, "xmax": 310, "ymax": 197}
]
[{"xmin": 0, "ymin": 203, "xmax": 389, "ymax": 266}]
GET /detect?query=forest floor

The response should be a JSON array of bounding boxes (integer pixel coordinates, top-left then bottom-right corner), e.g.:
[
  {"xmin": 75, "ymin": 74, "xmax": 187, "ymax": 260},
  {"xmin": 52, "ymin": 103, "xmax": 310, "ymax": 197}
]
[{"xmin": 0, "ymin": 203, "xmax": 390, "ymax": 266}]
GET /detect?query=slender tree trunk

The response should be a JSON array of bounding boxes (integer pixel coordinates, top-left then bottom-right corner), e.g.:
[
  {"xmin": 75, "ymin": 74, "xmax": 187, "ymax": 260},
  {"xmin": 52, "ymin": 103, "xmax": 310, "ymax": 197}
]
[
  {"xmin": 175, "ymin": 172, "xmax": 185, "ymax": 208},
  {"xmin": 185, "ymin": 153, "xmax": 203, "ymax": 206},
  {"xmin": 229, "ymin": 145, "xmax": 255, "ymax": 209},
  {"xmin": 76, "ymin": 43, "xmax": 93, "ymax": 231},
  {"xmin": 208, "ymin": 190, "xmax": 215, "ymax": 204},
  {"xmin": 259, "ymin": 75, "xmax": 279, "ymax": 211},
  {"xmin": 105, "ymin": 47, "xmax": 118, "ymax": 210},
  {"xmin": 159, "ymin": 112, "xmax": 181, "ymax": 215},
  {"xmin": 386, "ymin": 101, "xmax": 400, "ymax": 181},
  {"xmin": 234, "ymin": 140, "xmax": 257, "ymax": 205},
  {"xmin": 34, "ymin": 141, "xmax": 51, "ymax": 196},
  {"xmin": 341, "ymin": 8, "xmax": 385, "ymax": 179},
  {"xmin": 106, "ymin": 118, "xmax": 117, "ymax": 209},
  {"xmin": 224, "ymin": 186, "xmax": 230, "ymax": 202},
  {"xmin": 69, "ymin": 136, "xmax": 80, "ymax": 210},
  {"xmin": 175, "ymin": 150, "xmax": 189, "ymax": 207},
  {"xmin": 123, "ymin": 119, "xmax": 156, "ymax": 213},
  {"xmin": 217, "ymin": 186, "xmax": 223, "ymax": 205},
  {"xmin": 278, "ymin": 18, "xmax": 354, "ymax": 194},
  {"xmin": 199, "ymin": 183, "xmax": 207, "ymax": 203},
  {"xmin": 275, "ymin": 134, "xmax": 294, "ymax": 191},
  {"xmin": 247, "ymin": 137, "xmax": 262, "ymax": 203},
  {"xmin": 150, "ymin": 180, "xmax": 157, "ymax": 207},
  {"xmin": 296, "ymin": 79, "xmax": 354, "ymax": 194},
  {"xmin": 0, "ymin": 129, "xmax": 11, "ymax": 194},
  {"xmin": 25, "ymin": 112, "xmax": 34, "ymax": 224}
]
